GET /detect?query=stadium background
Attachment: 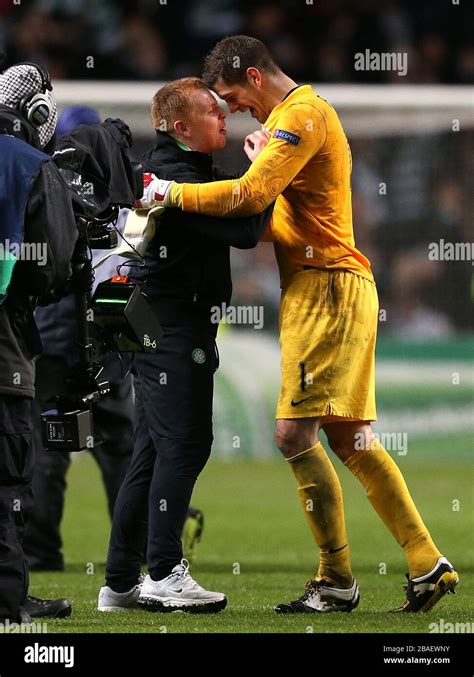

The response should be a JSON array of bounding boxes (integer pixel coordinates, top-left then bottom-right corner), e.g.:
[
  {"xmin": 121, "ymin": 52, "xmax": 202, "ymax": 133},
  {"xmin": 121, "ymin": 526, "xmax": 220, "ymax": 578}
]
[{"xmin": 0, "ymin": 0, "xmax": 472, "ymax": 633}]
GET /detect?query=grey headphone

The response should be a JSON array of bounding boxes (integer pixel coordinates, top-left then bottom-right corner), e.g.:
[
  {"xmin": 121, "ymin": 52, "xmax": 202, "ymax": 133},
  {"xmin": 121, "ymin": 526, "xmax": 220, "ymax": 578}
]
[{"xmin": 17, "ymin": 62, "xmax": 53, "ymax": 127}]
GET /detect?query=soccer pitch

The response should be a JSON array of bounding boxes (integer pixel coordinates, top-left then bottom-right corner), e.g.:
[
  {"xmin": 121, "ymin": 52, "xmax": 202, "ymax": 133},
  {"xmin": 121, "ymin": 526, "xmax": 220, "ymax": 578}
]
[{"xmin": 29, "ymin": 433, "xmax": 473, "ymax": 634}]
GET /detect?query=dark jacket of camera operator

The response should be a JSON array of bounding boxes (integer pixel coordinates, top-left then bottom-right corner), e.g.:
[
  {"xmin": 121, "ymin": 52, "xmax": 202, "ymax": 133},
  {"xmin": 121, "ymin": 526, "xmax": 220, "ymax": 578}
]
[
  {"xmin": 0, "ymin": 104, "xmax": 78, "ymax": 399},
  {"xmin": 0, "ymin": 63, "xmax": 77, "ymax": 624},
  {"xmin": 138, "ymin": 131, "xmax": 273, "ymax": 335}
]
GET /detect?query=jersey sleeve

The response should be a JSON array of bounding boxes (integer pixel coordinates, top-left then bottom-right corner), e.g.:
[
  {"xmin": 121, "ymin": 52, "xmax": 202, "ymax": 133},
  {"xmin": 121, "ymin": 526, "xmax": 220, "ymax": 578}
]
[{"xmin": 178, "ymin": 103, "xmax": 327, "ymax": 217}]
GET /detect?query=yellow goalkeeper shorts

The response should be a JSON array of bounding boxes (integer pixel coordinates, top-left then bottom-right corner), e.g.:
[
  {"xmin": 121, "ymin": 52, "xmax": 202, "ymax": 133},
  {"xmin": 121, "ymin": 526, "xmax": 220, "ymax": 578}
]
[{"xmin": 276, "ymin": 268, "xmax": 378, "ymax": 421}]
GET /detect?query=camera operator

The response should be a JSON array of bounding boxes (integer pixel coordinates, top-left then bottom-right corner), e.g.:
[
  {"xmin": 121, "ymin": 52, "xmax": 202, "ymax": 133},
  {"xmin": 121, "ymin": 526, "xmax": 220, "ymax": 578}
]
[{"xmin": 0, "ymin": 63, "xmax": 77, "ymax": 623}]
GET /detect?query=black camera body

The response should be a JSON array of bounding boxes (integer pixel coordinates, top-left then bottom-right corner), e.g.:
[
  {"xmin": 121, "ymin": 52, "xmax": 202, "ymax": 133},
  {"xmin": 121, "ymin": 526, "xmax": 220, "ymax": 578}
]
[
  {"xmin": 40, "ymin": 119, "xmax": 160, "ymax": 452},
  {"xmin": 41, "ymin": 367, "xmax": 111, "ymax": 452},
  {"xmin": 40, "ymin": 273, "xmax": 163, "ymax": 452},
  {"xmin": 42, "ymin": 408, "xmax": 94, "ymax": 453}
]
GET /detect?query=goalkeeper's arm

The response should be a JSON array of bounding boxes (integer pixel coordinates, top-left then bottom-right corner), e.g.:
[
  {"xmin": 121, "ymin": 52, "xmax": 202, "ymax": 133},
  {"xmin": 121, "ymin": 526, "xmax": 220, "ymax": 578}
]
[{"xmin": 137, "ymin": 103, "xmax": 325, "ymax": 218}]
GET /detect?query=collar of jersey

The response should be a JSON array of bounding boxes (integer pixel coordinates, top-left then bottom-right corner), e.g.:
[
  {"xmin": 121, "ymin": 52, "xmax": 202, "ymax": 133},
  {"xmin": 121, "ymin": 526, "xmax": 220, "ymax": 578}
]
[{"xmin": 264, "ymin": 84, "xmax": 312, "ymax": 128}]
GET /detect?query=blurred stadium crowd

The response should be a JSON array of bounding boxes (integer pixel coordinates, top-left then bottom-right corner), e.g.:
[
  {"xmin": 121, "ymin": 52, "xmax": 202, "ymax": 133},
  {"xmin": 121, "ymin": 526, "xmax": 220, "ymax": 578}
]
[
  {"xmin": 1, "ymin": 0, "xmax": 472, "ymax": 338},
  {"xmin": 1, "ymin": 0, "xmax": 472, "ymax": 83}
]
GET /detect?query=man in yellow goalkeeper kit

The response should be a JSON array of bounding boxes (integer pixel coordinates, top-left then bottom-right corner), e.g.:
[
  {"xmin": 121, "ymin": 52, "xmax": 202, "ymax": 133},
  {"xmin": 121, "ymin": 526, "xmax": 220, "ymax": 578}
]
[{"xmin": 142, "ymin": 36, "xmax": 458, "ymax": 613}]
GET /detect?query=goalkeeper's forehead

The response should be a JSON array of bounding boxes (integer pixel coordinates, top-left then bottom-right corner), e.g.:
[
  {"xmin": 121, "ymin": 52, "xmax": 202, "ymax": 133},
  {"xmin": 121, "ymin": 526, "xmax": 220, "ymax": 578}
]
[{"xmin": 212, "ymin": 79, "xmax": 248, "ymax": 101}]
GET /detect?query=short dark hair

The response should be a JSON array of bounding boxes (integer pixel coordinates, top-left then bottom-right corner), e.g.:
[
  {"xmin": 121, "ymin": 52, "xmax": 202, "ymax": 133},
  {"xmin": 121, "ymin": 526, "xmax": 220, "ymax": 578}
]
[{"xmin": 202, "ymin": 35, "xmax": 280, "ymax": 88}]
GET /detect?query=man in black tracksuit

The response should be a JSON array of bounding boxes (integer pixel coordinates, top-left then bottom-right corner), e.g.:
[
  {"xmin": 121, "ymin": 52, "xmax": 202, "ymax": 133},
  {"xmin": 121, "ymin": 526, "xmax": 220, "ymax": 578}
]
[{"xmin": 99, "ymin": 77, "xmax": 273, "ymax": 612}]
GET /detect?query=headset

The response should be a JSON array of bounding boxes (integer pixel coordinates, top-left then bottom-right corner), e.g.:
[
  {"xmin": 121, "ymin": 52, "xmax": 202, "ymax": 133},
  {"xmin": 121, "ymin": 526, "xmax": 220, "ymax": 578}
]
[{"xmin": 16, "ymin": 62, "xmax": 53, "ymax": 128}]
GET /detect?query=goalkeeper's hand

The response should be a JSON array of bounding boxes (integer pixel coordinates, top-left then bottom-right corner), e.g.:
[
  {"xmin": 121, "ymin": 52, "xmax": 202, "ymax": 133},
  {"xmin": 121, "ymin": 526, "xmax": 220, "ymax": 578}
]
[
  {"xmin": 243, "ymin": 129, "xmax": 270, "ymax": 162},
  {"xmin": 134, "ymin": 172, "xmax": 174, "ymax": 208}
]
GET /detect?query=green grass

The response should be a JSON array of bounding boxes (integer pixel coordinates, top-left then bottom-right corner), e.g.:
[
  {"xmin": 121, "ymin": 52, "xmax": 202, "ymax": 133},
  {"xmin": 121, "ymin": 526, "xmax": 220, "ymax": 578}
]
[{"xmin": 30, "ymin": 436, "xmax": 473, "ymax": 633}]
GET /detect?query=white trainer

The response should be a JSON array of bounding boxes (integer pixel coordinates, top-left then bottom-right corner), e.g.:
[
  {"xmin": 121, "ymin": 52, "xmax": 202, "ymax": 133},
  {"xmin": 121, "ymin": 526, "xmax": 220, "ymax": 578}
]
[
  {"xmin": 138, "ymin": 559, "xmax": 227, "ymax": 613},
  {"xmin": 97, "ymin": 574, "xmax": 144, "ymax": 612}
]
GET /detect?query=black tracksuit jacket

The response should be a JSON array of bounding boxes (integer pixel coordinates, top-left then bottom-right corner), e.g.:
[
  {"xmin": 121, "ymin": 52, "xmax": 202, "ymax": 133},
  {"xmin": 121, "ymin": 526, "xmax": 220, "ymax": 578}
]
[{"xmin": 137, "ymin": 131, "xmax": 274, "ymax": 335}]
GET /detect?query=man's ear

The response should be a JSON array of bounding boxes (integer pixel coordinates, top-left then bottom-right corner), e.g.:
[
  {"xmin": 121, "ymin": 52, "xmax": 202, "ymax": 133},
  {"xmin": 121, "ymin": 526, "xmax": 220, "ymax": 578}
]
[
  {"xmin": 174, "ymin": 119, "xmax": 191, "ymax": 137},
  {"xmin": 246, "ymin": 67, "xmax": 262, "ymax": 88}
]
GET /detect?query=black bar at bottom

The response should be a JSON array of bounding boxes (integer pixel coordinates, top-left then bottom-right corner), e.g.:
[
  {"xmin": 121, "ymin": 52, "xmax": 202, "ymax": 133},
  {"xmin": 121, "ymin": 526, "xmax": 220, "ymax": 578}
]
[{"xmin": 0, "ymin": 632, "xmax": 471, "ymax": 675}]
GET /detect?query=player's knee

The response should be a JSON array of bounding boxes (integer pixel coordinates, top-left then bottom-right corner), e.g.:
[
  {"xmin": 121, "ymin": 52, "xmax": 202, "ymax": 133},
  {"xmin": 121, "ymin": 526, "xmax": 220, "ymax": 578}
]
[
  {"xmin": 274, "ymin": 428, "xmax": 293, "ymax": 455},
  {"xmin": 325, "ymin": 423, "xmax": 375, "ymax": 459},
  {"xmin": 274, "ymin": 422, "xmax": 316, "ymax": 457}
]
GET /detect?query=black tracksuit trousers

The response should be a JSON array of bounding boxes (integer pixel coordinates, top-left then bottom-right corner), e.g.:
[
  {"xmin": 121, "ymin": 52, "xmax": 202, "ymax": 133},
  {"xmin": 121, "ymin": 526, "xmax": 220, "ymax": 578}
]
[{"xmin": 105, "ymin": 326, "xmax": 218, "ymax": 590}]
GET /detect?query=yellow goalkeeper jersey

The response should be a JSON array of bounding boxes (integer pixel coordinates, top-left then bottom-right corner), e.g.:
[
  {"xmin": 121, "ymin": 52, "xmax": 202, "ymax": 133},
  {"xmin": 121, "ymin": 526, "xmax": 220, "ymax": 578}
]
[{"xmin": 180, "ymin": 84, "xmax": 373, "ymax": 287}]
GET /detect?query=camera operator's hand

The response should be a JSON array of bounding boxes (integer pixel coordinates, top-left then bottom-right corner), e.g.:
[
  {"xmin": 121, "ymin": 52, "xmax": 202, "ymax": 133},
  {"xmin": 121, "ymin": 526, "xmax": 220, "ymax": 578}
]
[{"xmin": 134, "ymin": 172, "xmax": 174, "ymax": 209}]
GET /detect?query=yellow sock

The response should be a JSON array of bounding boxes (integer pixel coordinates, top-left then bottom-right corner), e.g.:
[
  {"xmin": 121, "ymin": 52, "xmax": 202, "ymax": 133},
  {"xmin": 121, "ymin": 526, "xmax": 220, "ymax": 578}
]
[
  {"xmin": 287, "ymin": 441, "xmax": 353, "ymax": 588},
  {"xmin": 344, "ymin": 439, "xmax": 442, "ymax": 578}
]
